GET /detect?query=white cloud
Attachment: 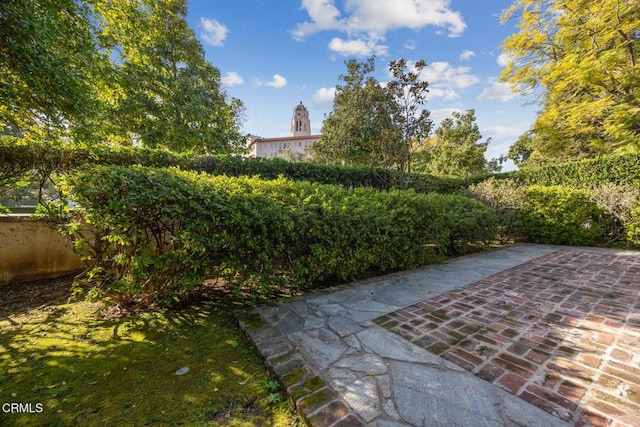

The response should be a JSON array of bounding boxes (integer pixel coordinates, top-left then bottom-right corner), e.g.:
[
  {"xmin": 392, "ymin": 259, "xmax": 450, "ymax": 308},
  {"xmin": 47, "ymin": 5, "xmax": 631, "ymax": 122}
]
[
  {"xmin": 477, "ymin": 80, "xmax": 518, "ymax": 102},
  {"xmin": 265, "ymin": 74, "xmax": 288, "ymax": 89},
  {"xmin": 200, "ymin": 18, "xmax": 228, "ymax": 47},
  {"xmin": 430, "ymin": 108, "xmax": 461, "ymax": 126},
  {"xmin": 427, "ymin": 88, "xmax": 459, "ymax": 101},
  {"xmin": 313, "ymin": 87, "xmax": 337, "ymax": 105},
  {"xmin": 402, "ymin": 61, "xmax": 479, "ymax": 100},
  {"xmin": 419, "ymin": 62, "xmax": 479, "ymax": 89},
  {"xmin": 328, "ymin": 37, "xmax": 388, "ymax": 56},
  {"xmin": 497, "ymin": 53, "xmax": 512, "ymax": 67},
  {"xmin": 404, "ymin": 39, "xmax": 417, "ymax": 50},
  {"xmin": 381, "ymin": 60, "xmax": 478, "ymax": 100},
  {"xmin": 221, "ymin": 71, "xmax": 244, "ymax": 86},
  {"xmin": 459, "ymin": 49, "xmax": 476, "ymax": 61},
  {"xmin": 292, "ymin": 0, "xmax": 343, "ymax": 40},
  {"xmin": 293, "ymin": 0, "xmax": 466, "ymax": 56},
  {"xmin": 482, "ymin": 125, "xmax": 524, "ymax": 138},
  {"xmin": 344, "ymin": 0, "xmax": 466, "ymax": 37}
]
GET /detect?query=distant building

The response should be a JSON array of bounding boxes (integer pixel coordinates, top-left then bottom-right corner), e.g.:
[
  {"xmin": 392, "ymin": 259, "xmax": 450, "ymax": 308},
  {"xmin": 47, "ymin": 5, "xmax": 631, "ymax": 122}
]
[{"xmin": 247, "ymin": 102, "xmax": 320, "ymax": 159}]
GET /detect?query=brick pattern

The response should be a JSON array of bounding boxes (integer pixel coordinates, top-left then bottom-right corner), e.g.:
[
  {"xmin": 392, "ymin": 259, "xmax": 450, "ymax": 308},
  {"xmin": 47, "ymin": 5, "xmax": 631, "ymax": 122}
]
[
  {"xmin": 237, "ymin": 309, "xmax": 365, "ymax": 427},
  {"xmin": 376, "ymin": 250, "xmax": 640, "ymax": 427}
]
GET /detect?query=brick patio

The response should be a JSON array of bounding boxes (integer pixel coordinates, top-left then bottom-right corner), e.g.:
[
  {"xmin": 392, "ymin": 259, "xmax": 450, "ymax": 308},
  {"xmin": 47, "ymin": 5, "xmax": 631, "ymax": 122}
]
[{"xmin": 375, "ymin": 250, "xmax": 640, "ymax": 427}]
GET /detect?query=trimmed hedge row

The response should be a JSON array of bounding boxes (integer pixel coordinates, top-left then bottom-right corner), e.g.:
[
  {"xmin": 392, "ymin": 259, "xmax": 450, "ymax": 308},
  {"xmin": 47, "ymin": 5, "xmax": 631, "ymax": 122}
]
[
  {"xmin": 467, "ymin": 154, "xmax": 640, "ymax": 248},
  {"xmin": 189, "ymin": 155, "xmax": 471, "ymax": 193},
  {"xmin": 4, "ymin": 138, "xmax": 640, "ymax": 198},
  {"xmin": 0, "ymin": 137, "xmax": 470, "ymax": 196},
  {"xmin": 467, "ymin": 179, "xmax": 640, "ymax": 248},
  {"xmin": 60, "ymin": 165, "xmax": 498, "ymax": 307},
  {"xmin": 0, "ymin": 137, "xmax": 186, "ymax": 197},
  {"xmin": 495, "ymin": 153, "xmax": 640, "ymax": 188}
]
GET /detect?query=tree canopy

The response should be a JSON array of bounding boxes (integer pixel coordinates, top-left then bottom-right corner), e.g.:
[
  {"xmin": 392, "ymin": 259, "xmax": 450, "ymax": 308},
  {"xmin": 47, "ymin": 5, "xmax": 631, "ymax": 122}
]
[
  {"xmin": 414, "ymin": 109, "xmax": 502, "ymax": 177},
  {"xmin": 313, "ymin": 57, "xmax": 399, "ymax": 168},
  {"xmin": 386, "ymin": 59, "xmax": 433, "ymax": 174},
  {"xmin": 501, "ymin": 0, "xmax": 640, "ymax": 165},
  {"xmin": 0, "ymin": 0, "xmax": 106, "ymax": 139},
  {"xmin": 0, "ymin": 0, "xmax": 244, "ymax": 154},
  {"xmin": 99, "ymin": 0, "xmax": 244, "ymax": 154},
  {"xmin": 313, "ymin": 56, "xmax": 431, "ymax": 172}
]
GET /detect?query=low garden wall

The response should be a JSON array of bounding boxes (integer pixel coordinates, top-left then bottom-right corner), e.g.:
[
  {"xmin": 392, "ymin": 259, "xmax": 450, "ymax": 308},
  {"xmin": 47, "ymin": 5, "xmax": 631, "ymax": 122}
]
[{"xmin": 0, "ymin": 215, "xmax": 83, "ymax": 284}]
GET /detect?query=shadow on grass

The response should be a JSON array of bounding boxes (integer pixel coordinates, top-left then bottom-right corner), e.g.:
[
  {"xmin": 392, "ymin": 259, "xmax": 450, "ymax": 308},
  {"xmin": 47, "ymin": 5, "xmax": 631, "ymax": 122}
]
[
  {"xmin": 0, "ymin": 293, "xmax": 301, "ymax": 426},
  {"xmin": 0, "ymin": 274, "xmax": 77, "ymax": 319}
]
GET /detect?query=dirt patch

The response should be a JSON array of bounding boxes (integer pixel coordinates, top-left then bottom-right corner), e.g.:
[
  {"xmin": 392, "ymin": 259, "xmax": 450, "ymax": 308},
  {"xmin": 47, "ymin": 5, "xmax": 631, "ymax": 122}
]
[{"xmin": 0, "ymin": 274, "xmax": 76, "ymax": 317}]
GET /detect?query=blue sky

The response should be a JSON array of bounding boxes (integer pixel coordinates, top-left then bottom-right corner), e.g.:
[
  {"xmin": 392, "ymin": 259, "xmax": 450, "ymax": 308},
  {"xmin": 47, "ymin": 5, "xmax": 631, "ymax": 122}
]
[{"xmin": 186, "ymin": 0, "xmax": 536, "ymax": 170}]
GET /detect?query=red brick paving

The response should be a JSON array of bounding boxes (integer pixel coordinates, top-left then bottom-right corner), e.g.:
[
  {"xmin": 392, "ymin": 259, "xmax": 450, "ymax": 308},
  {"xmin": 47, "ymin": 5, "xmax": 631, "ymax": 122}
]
[{"xmin": 375, "ymin": 250, "xmax": 640, "ymax": 426}]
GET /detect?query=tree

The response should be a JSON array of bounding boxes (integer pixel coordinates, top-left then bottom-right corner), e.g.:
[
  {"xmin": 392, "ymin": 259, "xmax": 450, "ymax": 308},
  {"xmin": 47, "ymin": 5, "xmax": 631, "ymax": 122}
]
[
  {"xmin": 314, "ymin": 56, "xmax": 433, "ymax": 171},
  {"xmin": 501, "ymin": 0, "xmax": 640, "ymax": 163},
  {"xmin": 1, "ymin": 0, "xmax": 244, "ymax": 153},
  {"xmin": 313, "ymin": 57, "xmax": 399, "ymax": 167},
  {"xmin": 414, "ymin": 109, "xmax": 502, "ymax": 177},
  {"xmin": 0, "ymin": 0, "xmax": 108, "ymax": 140},
  {"xmin": 386, "ymin": 59, "xmax": 432, "ymax": 174},
  {"xmin": 98, "ymin": 0, "xmax": 245, "ymax": 154},
  {"xmin": 508, "ymin": 130, "xmax": 538, "ymax": 167}
]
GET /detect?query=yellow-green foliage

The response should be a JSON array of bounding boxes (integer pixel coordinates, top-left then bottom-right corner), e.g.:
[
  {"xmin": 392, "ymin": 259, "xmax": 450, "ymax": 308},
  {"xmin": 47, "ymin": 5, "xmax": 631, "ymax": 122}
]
[
  {"xmin": 501, "ymin": 0, "xmax": 640, "ymax": 159},
  {"xmin": 60, "ymin": 165, "xmax": 498, "ymax": 306}
]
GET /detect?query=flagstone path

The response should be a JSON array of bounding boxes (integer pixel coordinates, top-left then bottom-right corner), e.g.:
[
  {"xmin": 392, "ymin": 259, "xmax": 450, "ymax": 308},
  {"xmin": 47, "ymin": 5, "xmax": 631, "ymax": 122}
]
[{"xmin": 237, "ymin": 244, "xmax": 640, "ymax": 426}]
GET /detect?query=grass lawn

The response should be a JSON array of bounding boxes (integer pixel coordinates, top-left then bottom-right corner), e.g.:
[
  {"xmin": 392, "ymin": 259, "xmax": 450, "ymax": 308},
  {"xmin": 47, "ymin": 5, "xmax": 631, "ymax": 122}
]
[{"xmin": 0, "ymin": 277, "xmax": 302, "ymax": 426}]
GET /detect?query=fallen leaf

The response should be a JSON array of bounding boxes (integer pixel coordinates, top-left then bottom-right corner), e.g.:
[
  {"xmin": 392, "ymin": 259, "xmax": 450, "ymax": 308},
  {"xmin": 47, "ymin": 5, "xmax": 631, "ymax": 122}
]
[{"xmin": 239, "ymin": 374, "xmax": 255, "ymax": 385}]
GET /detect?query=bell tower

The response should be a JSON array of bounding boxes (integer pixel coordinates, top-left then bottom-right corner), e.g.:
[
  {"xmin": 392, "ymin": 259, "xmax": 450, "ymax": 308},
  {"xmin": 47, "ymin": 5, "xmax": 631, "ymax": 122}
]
[{"xmin": 291, "ymin": 101, "xmax": 311, "ymax": 136}]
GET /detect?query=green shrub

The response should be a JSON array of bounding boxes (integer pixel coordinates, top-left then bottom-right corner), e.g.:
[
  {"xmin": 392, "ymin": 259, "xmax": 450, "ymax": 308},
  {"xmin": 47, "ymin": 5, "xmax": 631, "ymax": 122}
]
[
  {"xmin": 434, "ymin": 193, "xmax": 500, "ymax": 254},
  {"xmin": 468, "ymin": 178, "xmax": 640, "ymax": 248},
  {"xmin": 518, "ymin": 186, "xmax": 613, "ymax": 246},
  {"xmin": 466, "ymin": 178, "xmax": 525, "ymax": 243},
  {"xmin": 56, "ymin": 166, "xmax": 270, "ymax": 304},
  {"xmin": 188, "ymin": 154, "xmax": 473, "ymax": 194},
  {"xmin": 2, "ymin": 137, "xmax": 474, "ymax": 201},
  {"xmin": 627, "ymin": 204, "xmax": 640, "ymax": 246},
  {"xmin": 587, "ymin": 183, "xmax": 640, "ymax": 246},
  {"xmin": 60, "ymin": 165, "xmax": 497, "ymax": 307},
  {"xmin": 0, "ymin": 137, "xmax": 41, "ymax": 190}
]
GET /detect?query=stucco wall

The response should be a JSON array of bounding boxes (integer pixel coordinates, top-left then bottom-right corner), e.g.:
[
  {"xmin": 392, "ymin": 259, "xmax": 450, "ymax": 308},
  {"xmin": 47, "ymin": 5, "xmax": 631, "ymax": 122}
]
[{"xmin": 0, "ymin": 215, "xmax": 83, "ymax": 284}]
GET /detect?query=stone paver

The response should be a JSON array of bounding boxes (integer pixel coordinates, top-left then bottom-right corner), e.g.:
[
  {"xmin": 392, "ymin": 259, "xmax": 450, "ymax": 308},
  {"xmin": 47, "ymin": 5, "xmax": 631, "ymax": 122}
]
[
  {"xmin": 237, "ymin": 244, "xmax": 640, "ymax": 426},
  {"xmin": 377, "ymin": 249, "xmax": 640, "ymax": 426}
]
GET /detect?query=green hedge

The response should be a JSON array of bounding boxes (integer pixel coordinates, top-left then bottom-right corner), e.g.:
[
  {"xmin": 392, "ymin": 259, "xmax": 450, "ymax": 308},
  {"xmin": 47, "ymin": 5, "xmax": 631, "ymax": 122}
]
[
  {"xmin": 518, "ymin": 186, "xmax": 612, "ymax": 246},
  {"xmin": 0, "ymin": 138, "xmax": 185, "ymax": 172},
  {"xmin": 0, "ymin": 137, "xmax": 186, "ymax": 194},
  {"xmin": 60, "ymin": 165, "xmax": 498, "ymax": 307},
  {"xmin": 467, "ymin": 154, "xmax": 640, "ymax": 248},
  {"xmin": 467, "ymin": 180, "xmax": 638, "ymax": 247},
  {"xmin": 1, "ymin": 137, "xmax": 471, "ymax": 198},
  {"xmin": 494, "ymin": 153, "xmax": 640, "ymax": 188},
  {"xmin": 4, "ymin": 137, "xmax": 640, "ymax": 198},
  {"xmin": 188, "ymin": 155, "xmax": 471, "ymax": 193}
]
